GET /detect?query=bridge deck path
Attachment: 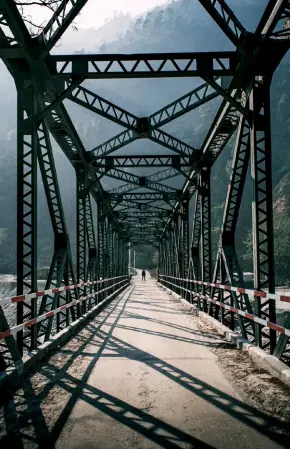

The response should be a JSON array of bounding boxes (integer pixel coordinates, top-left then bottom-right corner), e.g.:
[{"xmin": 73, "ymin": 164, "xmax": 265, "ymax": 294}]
[{"xmin": 0, "ymin": 278, "xmax": 287, "ymax": 449}]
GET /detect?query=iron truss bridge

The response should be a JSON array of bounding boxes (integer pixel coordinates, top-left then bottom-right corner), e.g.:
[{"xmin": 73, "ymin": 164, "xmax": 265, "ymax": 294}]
[{"xmin": 0, "ymin": 0, "xmax": 290, "ymax": 375}]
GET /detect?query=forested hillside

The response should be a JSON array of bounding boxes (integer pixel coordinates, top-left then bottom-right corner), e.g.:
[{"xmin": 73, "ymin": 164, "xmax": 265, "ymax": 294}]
[{"xmin": 0, "ymin": 0, "xmax": 289, "ymax": 283}]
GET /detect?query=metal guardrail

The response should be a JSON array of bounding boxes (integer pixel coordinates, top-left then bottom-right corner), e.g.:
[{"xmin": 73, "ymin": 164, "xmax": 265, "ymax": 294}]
[
  {"xmin": 0, "ymin": 275, "xmax": 130, "ymax": 367},
  {"xmin": 159, "ymin": 275, "xmax": 290, "ymax": 303},
  {"xmin": 0, "ymin": 276, "xmax": 129, "ymax": 340},
  {"xmin": 0, "ymin": 275, "xmax": 128, "ymax": 307},
  {"xmin": 158, "ymin": 275, "xmax": 290, "ymax": 343}
]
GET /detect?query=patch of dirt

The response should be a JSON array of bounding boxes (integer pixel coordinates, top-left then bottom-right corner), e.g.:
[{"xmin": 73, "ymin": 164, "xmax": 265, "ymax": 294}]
[{"xmin": 196, "ymin": 318, "xmax": 290, "ymax": 429}]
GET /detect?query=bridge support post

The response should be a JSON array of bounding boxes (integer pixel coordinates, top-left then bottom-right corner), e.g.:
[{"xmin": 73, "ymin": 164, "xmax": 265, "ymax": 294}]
[
  {"xmin": 188, "ymin": 190, "xmax": 201, "ymax": 307},
  {"xmin": 76, "ymin": 168, "xmax": 87, "ymax": 313},
  {"xmin": 36, "ymin": 120, "xmax": 79, "ymax": 340},
  {"xmin": 85, "ymin": 194, "xmax": 97, "ymax": 307},
  {"xmin": 200, "ymin": 168, "xmax": 212, "ymax": 312},
  {"xmin": 180, "ymin": 199, "xmax": 189, "ymax": 298},
  {"xmin": 16, "ymin": 86, "xmax": 38, "ymax": 355},
  {"xmin": 210, "ymin": 104, "xmax": 254, "ymax": 339},
  {"xmin": 250, "ymin": 75, "xmax": 276, "ymax": 353}
]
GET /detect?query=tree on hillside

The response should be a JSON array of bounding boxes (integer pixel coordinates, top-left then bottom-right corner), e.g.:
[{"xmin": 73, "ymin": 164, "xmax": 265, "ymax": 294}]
[{"xmin": 14, "ymin": 0, "xmax": 78, "ymax": 35}]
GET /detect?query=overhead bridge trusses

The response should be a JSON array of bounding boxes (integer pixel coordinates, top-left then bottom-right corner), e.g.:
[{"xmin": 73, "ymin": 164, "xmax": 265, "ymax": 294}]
[{"xmin": 0, "ymin": 0, "xmax": 289, "ymax": 370}]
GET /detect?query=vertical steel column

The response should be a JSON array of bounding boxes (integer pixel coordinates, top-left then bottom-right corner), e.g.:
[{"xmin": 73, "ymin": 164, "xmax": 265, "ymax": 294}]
[
  {"xmin": 103, "ymin": 216, "xmax": 110, "ymax": 290},
  {"xmin": 36, "ymin": 120, "xmax": 77, "ymax": 340},
  {"xmin": 108, "ymin": 219, "xmax": 114, "ymax": 277},
  {"xmin": 76, "ymin": 168, "xmax": 87, "ymax": 313},
  {"xmin": 182, "ymin": 198, "xmax": 189, "ymax": 298},
  {"xmin": 250, "ymin": 75, "xmax": 276, "ymax": 352},
  {"xmin": 98, "ymin": 201, "xmax": 105, "ymax": 297},
  {"xmin": 16, "ymin": 87, "xmax": 38, "ymax": 355},
  {"xmin": 177, "ymin": 212, "xmax": 184, "ymax": 295},
  {"xmin": 200, "ymin": 167, "xmax": 211, "ymax": 312},
  {"xmin": 85, "ymin": 194, "xmax": 97, "ymax": 307},
  {"xmin": 116, "ymin": 231, "xmax": 121, "ymax": 277},
  {"xmin": 172, "ymin": 216, "xmax": 181, "ymax": 293},
  {"xmin": 188, "ymin": 190, "xmax": 201, "ymax": 305},
  {"xmin": 124, "ymin": 241, "xmax": 129, "ymax": 278},
  {"xmin": 210, "ymin": 109, "xmax": 254, "ymax": 337},
  {"xmin": 108, "ymin": 218, "xmax": 114, "ymax": 293},
  {"xmin": 114, "ymin": 229, "xmax": 118, "ymax": 277}
]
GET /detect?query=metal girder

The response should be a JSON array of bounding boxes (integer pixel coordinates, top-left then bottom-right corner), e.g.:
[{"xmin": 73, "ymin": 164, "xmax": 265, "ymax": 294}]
[
  {"xmin": 161, "ymin": 0, "xmax": 289, "ymax": 237},
  {"xmin": 149, "ymin": 129, "xmax": 198, "ymax": 157},
  {"xmin": 108, "ymin": 182, "xmax": 140, "ymax": 195},
  {"xmin": 16, "ymin": 86, "xmax": 38, "ymax": 355},
  {"xmin": 40, "ymin": 0, "xmax": 89, "ymax": 57},
  {"xmin": 255, "ymin": 0, "xmax": 290, "ymax": 39},
  {"xmin": 118, "ymin": 202, "xmax": 171, "ymax": 213},
  {"xmin": 129, "ymin": 240, "xmax": 159, "ymax": 249},
  {"xmin": 108, "ymin": 192, "xmax": 179, "ymax": 201},
  {"xmin": 198, "ymin": 0, "xmax": 247, "ymax": 54},
  {"xmin": 91, "ymin": 130, "xmax": 135, "ymax": 158},
  {"xmin": 188, "ymin": 191, "xmax": 202, "ymax": 299},
  {"xmin": 91, "ymin": 128, "xmax": 197, "ymax": 159},
  {"xmin": 98, "ymin": 202, "xmax": 105, "ymax": 280},
  {"xmin": 210, "ymin": 109, "xmax": 254, "ymax": 338},
  {"xmin": 76, "ymin": 169, "xmax": 87, "ymax": 313},
  {"xmin": 36, "ymin": 120, "xmax": 78, "ymax": 341},
  {"xmin": 200, "ymin": 168, "xmax": 212, "ymax": 310},
  {"xmin": 147, "ymin": 167, "xmax": 187, "ymax": 183},
  {"xmin": 0, "ymin": 0, "xmax": 31, "ymax": 46},
  {"xmin": 51, "ymin": 51, "xmax": 240, "ymax": 79},
  {"xmin": 117, "ymin": 211, "xmax": 171, "ymax": 219},
  {"xmin": 150, "ymin": 79, "xmax": 220, "ymax": 129},
  {"xmin": 220, "ymin": 113, "xmax": 250, "ymax": 236},
  {"xmin": 201, "ymin": 74, "xmax": 248, "ymax": 117},
  {"xmin": 68, "ymin": 83, "xmax": 137, "ymax": 129},
  {"xmin": 104, "ymin": 168, "xmax": 178, "ymax": 194},
  {"xmin": 250, "ymin": 76, "xmax": 276, "ymax": 352},
  {"xmin": 178, "ymin": 200, "xmax": 190, "ymax": 297},
  {"xmin": 0, "ymin": 0, "xmax": 289, "ymax": 369},
  {"xmin": 96, "ymin": 155, "xmax": 189, "ymax": 168},
  {"xmin": 0, "ymin": 4, "xmax": 124, "ymax": 240}
]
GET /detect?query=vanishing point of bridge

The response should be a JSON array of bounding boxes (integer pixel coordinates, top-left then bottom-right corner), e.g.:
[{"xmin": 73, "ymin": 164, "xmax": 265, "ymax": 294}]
[{"xmin": 0, "ymin": 0, "xmax": 290, "ymax": 448}]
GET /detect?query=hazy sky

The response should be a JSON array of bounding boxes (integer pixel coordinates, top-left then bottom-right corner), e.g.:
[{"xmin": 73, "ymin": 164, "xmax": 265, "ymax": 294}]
[{"xmin": 23, "ymin": 0, "xmax": 170, "ymax": 30}]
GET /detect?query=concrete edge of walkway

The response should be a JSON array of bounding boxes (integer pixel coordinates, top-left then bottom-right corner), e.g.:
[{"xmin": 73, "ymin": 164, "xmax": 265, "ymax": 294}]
[
  {"xmin": 0, "ymin": 283, "xmax": 130, "ymax": 397},
  {"xmin": 157, "ymin": 282, "xmax": 290, "ymax": 388}
]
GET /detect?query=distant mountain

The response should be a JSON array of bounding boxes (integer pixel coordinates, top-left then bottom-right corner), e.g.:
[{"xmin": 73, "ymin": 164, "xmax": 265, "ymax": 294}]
[{"xmin": 0, "ymin": 0, "xmax": 289, "ymax": 283}]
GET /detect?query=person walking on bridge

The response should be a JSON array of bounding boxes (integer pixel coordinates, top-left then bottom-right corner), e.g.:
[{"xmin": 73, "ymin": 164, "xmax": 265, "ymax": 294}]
[{"xmin": 142, "ymin": 269, "xmax": 146, "ymax": 281}]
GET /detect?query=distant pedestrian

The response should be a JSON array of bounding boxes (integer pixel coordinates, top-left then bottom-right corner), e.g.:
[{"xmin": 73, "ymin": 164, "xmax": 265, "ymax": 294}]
[{"xmin": 142, "ymin": 269, "xmax": 146, "ymax": 281}]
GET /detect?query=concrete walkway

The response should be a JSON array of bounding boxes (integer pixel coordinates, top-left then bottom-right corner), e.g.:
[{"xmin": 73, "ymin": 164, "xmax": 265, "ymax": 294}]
[
  {"xmin": 1, "ymin": 278, "xmax": 287, "ymax": 449},
  {"xmin": 53, "ymin": 278, "xmax": 285, "ymax": 449}
]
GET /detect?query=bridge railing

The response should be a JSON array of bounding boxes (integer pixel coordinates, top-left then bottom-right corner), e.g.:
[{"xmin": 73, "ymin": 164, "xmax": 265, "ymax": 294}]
[
  {"xmin": 158, "ymin": 274, "xmax": 290, "ymax": 360},
  {"xmin": 0, "ymin": 275, "xmax": 130, "ymax": 370}
]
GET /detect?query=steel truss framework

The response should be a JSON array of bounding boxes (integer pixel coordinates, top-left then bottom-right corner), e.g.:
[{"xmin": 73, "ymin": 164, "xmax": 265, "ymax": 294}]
[{"xmin": 0, "ymin": 0, "xmax": 289, "ymax": 371}]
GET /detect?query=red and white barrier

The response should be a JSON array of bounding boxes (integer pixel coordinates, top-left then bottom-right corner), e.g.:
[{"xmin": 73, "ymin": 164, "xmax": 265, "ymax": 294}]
[
  {"xmin": 0, "ymin": 275, "xmax": 127, "ymax": 308},
  {"xmin": 0, "ymin": 277, "xmax": 128, "ymax": 340},
  {"xmin": 159, "ymin": 275, "xmax": 290, "ymax": 304},
  {"xmin": 159, "ymin": 278, "xmax": 290, "ymax": 337}
]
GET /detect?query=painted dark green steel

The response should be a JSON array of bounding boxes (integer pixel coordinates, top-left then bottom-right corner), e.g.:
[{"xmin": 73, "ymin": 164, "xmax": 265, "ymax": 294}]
[{"xmin": 0, "ymin": 0, "xmax": 289, "ymax": 369}]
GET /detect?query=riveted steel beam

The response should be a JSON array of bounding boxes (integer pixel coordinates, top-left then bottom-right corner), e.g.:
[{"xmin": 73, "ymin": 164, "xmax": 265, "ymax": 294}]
[
  {"xmin": 40, "ymin": 0, "xmax": 89, "ymax": 57},
  {"xmin": 198, "ymin": 0, "xmax": 247, "ymax": 54},
  {"xmin": 51, "ymin": 51, "xmax": 240, "ymax": 80},
  {"xmin": 96, "ymin": 155, "xmax": 189, "ymax": 168}
]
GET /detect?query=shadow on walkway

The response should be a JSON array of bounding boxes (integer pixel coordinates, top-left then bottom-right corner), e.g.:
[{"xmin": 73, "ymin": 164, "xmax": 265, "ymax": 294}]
[{"xmin": 0, "ymin": 285, "xmax": 289, "ymax": 449}]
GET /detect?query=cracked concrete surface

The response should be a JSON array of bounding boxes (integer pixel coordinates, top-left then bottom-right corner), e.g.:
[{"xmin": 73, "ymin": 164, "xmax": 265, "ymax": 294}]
[{"xmin": 0, "ymin": 278, "xmax": 289, "ymax": 449}]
